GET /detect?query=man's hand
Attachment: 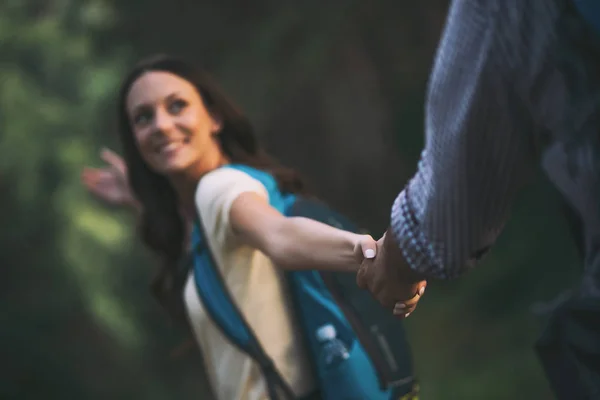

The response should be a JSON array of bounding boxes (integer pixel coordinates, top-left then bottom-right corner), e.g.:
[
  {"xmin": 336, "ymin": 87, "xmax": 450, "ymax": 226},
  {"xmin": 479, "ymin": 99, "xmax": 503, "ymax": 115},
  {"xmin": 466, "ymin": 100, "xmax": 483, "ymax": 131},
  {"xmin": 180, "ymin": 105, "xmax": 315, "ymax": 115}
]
[{"xmin": 356, "ymin": 229, "xmax": 427, "ymax": 318}]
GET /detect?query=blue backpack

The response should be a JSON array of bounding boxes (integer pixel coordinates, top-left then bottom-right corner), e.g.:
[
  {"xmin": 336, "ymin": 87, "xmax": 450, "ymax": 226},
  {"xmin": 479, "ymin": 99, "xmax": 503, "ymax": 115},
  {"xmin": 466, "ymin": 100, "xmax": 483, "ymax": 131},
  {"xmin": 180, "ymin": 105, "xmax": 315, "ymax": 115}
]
[{"xmin": 191, "ymin": 165, "xmax": 417, "ymax": 400}]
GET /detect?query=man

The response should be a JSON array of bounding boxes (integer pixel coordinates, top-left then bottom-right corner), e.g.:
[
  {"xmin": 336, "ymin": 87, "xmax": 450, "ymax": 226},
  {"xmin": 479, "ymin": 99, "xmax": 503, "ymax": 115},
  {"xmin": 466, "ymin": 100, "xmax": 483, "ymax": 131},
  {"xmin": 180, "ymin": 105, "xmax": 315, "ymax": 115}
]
[{"xmin": 357, "ymin": 0, "xmax": 600, "ymax": 397}]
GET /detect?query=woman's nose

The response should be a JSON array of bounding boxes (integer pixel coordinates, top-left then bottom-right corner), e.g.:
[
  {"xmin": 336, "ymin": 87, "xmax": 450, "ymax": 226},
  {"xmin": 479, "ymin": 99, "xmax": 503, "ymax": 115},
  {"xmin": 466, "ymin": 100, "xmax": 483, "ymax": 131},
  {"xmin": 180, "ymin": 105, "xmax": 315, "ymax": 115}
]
[{"xmin": 152, "ymin": 108, "xmax": 175, "ymax": 132}]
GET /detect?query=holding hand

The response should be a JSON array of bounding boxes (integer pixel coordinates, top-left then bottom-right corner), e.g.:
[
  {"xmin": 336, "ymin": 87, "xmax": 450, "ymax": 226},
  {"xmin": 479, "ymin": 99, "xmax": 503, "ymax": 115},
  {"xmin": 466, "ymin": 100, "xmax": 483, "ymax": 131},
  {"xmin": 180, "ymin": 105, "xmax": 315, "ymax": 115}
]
[
  {"xmin": 356, "ymin": 232, "xmax": 427, "ymax": 318},
  {"xmin": 353, "ymin": 234, "xmax": 378, "ymax": 263},
  {"xmin": 81, "ymin": 148, "xmax": 138, "ymax": 209}
]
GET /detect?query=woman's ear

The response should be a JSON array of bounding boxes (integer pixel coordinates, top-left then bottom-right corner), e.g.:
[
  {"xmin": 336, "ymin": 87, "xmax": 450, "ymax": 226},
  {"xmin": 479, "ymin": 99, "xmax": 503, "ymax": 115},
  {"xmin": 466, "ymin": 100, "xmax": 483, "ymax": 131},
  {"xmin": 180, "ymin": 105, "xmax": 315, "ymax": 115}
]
[{"xmin": 210, "ymin": 113, "xmax": 223, "ymax": 134}]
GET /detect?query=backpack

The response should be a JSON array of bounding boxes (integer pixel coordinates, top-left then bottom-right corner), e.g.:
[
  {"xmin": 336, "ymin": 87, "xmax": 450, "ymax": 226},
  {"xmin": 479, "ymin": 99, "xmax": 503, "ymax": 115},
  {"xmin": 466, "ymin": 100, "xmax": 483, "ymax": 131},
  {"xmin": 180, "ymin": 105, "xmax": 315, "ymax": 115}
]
[{"xmin": 191, "ymin": 164, "xmax": 418, "ymax": 400}]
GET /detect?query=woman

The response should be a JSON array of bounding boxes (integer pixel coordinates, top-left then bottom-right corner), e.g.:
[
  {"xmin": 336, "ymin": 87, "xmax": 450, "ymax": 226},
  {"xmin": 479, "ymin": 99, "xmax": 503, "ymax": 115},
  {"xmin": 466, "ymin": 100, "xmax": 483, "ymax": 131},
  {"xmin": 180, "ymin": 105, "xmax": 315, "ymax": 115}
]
[{"xmin": 82, "ymin": 55, "xmax": 420, "ymax": 400}]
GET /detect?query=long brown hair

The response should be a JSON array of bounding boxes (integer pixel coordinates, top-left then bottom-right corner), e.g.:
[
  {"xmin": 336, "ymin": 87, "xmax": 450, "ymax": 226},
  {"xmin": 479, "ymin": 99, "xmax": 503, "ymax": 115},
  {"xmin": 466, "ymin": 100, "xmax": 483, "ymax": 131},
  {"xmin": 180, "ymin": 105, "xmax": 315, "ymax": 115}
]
[{"xmin": 117, "ymin": 54, "xmax": 308, "ymax": 321}]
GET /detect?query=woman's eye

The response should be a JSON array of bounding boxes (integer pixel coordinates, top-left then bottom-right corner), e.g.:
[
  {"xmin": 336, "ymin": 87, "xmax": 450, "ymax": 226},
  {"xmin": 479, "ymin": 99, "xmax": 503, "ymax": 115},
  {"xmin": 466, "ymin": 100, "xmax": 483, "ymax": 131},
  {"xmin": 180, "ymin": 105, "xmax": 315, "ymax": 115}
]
[
  {"xmin": 168, "ymin": 99, "xmax": 187, "ymax": 114},
  {"xmin": 134, "ymin": 110, "xmax": 153, "ymax": 126}
]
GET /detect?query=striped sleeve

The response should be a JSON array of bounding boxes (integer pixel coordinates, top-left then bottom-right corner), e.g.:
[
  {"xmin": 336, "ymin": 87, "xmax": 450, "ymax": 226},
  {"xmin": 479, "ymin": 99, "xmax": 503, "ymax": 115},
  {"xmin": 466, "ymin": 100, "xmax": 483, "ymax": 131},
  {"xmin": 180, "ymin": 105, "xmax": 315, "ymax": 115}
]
[{"xmin": 390, "ymin": 0, "xmax": 542, "ymax": 279}]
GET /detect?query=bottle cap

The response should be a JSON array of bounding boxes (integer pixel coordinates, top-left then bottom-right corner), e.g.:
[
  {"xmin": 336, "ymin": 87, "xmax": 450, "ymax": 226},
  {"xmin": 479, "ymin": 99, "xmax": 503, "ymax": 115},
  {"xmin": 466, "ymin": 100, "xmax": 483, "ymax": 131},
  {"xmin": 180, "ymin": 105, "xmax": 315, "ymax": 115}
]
[{"xmin": 316, "ymin": 324, "xmax": 336, "ymax": 341}]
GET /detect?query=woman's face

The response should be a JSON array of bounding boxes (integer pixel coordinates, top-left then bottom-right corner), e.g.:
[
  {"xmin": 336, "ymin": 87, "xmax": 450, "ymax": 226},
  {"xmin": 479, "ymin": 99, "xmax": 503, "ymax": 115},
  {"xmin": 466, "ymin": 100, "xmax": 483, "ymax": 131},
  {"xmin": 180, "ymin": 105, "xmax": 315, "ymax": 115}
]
[{"xmin": 126, "ymin": 71, "xmax": 222, "ymax": 176}]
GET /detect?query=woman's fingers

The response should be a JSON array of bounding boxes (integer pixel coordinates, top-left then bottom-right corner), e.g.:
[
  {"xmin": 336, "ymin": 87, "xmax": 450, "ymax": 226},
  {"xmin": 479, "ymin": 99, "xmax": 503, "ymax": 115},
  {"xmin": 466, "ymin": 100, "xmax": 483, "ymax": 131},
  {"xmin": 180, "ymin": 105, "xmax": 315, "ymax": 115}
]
[
  {"xmin": 100, "ymin": 147, "xmax": 127, "ymax": 174},
  {"xmin": 360, "ymin": 235, "xmax": 377, "ymax": 259},
  {"xmin": 392, "ymin": 285, "xmax": 426, "ymax": 317}
]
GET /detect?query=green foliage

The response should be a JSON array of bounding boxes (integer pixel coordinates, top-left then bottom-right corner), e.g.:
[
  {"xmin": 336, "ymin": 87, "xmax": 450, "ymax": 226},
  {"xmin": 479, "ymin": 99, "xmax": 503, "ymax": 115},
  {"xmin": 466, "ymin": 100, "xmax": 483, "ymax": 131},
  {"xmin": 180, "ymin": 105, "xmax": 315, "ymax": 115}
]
[{"xmin": 1, "ymin": 1, "xmax": 205, "ymax": 398}]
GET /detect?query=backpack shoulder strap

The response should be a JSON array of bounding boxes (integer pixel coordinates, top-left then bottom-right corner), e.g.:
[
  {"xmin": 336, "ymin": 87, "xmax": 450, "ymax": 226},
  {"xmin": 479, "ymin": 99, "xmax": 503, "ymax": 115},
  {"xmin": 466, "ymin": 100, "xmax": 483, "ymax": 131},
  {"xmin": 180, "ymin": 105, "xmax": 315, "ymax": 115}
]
[
  {"xmin": 224, "ymin": 164, "xmax": 295, "ymax": 212},
  {"xmin": 191, "ymin": 217, "xmax": 295, "ymax": 400}
]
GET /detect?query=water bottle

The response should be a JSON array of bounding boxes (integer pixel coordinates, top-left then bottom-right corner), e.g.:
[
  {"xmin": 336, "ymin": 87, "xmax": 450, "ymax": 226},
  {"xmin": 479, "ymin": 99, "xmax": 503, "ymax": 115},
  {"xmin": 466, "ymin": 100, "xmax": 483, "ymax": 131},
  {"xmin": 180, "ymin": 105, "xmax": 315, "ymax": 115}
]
[{"xmin": 316, "ymin": 324, "xmax": 350, "ymax": 369}]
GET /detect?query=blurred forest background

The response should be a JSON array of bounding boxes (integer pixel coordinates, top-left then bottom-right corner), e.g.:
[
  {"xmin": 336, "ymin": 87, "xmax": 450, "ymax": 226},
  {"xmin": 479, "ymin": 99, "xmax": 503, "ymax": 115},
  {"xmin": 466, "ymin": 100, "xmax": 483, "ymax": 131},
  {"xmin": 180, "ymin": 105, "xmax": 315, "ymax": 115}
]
[{"xmin": 1, "ymin": 1, "xmax": 583, "ymax": 399}]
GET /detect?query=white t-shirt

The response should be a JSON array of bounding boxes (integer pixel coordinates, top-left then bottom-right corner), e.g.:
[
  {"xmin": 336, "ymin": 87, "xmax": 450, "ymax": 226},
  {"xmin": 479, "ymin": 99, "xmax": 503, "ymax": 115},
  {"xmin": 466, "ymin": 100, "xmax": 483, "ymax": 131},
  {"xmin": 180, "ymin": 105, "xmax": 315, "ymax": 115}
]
[{"xmin": 183, "ymin": 167, "xmax": 316, "ymax": 400}]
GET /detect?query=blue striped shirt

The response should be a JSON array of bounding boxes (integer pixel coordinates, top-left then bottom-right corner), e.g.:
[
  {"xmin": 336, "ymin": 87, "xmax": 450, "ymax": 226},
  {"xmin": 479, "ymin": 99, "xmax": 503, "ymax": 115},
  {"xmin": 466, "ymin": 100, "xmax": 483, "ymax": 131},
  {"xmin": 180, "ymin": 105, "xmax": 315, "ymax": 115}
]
[{"xmin": 390, "ymin": 0, "xmax": 600, "ymax": 280}]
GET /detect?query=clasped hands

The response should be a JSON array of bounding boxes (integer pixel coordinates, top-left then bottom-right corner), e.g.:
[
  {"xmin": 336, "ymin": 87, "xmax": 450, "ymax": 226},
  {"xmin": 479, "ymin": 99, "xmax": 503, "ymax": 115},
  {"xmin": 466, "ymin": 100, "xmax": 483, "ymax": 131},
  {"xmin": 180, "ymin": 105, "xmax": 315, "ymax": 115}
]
[{"xmin": 355, "ymin": 232, "xmax": 427, "ymax": 318}]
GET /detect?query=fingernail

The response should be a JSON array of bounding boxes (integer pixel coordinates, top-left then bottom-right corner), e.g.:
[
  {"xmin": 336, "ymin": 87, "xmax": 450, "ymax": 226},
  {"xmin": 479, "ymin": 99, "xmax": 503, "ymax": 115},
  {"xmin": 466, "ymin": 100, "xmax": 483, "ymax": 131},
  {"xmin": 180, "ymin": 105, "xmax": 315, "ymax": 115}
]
[
  {"xmin": 405, "ymin": 313, "xmax": 411, "ymax": 318},
  {"xmin": 364, "ymin": 249, "xmax": 375, "ymax": 259},
  {"xmin": 419, "ymin": 286, "xmax": 426, "ymax": 296},
  {"xmin": 395, "ymin": 303, "xmax": 406, "ymax": 310}
]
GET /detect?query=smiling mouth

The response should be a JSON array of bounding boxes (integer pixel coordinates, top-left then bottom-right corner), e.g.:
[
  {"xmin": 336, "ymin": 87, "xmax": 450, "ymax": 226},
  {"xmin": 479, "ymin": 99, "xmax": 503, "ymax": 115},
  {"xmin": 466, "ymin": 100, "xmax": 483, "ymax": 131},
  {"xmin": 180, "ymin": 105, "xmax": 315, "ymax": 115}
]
[
  {"xmin": 161, "ymin": 142, "xmax": 182, "ymax": 154},
  {"xmin": 156, "ymin": 137, "xmax": 190, "ymax": 155}
]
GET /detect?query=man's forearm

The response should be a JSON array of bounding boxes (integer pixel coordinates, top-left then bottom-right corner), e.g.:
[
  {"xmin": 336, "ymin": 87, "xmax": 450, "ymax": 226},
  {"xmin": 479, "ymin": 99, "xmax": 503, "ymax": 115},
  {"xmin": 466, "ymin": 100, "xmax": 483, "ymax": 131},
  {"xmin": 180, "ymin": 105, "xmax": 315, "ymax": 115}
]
[
  {"xmin": 388, "ymin": 0, "xmax": 538, "ymax": 279},
  {"xmin": 382, "ymin": 225, "xmax": 427, "ymax": 284}
]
